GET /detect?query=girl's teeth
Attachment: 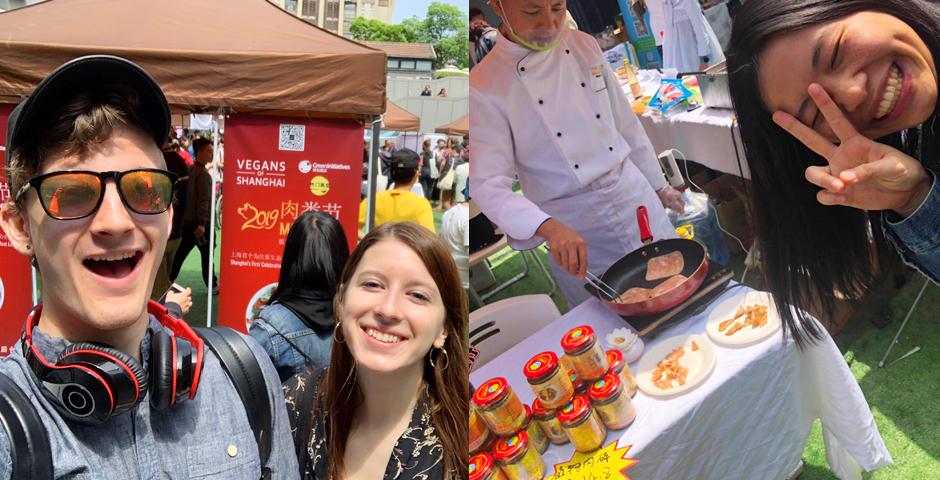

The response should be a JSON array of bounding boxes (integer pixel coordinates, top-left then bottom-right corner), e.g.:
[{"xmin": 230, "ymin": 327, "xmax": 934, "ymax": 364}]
[
  {"xmin": 877, "ymin": 65, "xmax": 902, "ymax": 119},
  {"xmin": 367, "ymin": 328, "xmax": 402, "ymax": 344}
]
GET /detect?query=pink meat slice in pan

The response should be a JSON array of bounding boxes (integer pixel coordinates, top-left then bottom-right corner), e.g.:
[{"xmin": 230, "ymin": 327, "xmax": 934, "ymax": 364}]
[{"xmin": 646, "ymin": 251, "xmax": 685, "ymax": 281}]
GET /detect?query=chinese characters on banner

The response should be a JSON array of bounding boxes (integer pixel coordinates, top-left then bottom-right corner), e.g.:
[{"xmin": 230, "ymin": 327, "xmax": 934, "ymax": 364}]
[
  {"xmin": 0, "ymin": 103, "xmax": 36, "ymax": 353},
  {"xmin": 219, "ymin": 114, "xmax": 363, "ymax": 332}
]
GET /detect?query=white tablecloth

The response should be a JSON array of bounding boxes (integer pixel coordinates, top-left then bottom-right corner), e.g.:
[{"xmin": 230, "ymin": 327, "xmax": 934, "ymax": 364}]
[
  {"xmin": 470, "ymin": 285, "xmax": 892, "ymax": 479},
  {"xmin": 626, "ymin": 74, "xmax": 750, "ymax": 179}
]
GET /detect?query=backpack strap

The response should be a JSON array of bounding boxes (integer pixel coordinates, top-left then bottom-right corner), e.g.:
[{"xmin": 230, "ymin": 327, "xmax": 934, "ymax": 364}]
[
  {"xmin": 195, "ymin": 328, "xmax": 272, "ymax": 479},
  {"xmin": 0, "ymin": 373, "xmax": 52, "ymax": 480}
]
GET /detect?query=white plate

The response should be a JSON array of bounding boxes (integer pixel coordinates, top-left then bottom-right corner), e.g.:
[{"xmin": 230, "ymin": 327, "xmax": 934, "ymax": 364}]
[
  {"xmin": 636, "ymin": 334, "xmax": 716, "ymax": 398},
  {"xmin": 245, "ymin": 283, "xmax": 278, "ymax": 330},
  {"xmin": 705, "ymin": 291, "xmax": 781, "ymax": 347}
]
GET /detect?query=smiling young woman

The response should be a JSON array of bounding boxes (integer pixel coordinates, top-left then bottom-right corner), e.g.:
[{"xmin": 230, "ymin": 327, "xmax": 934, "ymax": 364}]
[
  {"xmin": 727, "ymin": 0, "xmax": 940, "ymax": 347},
  {"xmin": 282, "ymin": 222, "xmax": 468, "ymax": 479}
]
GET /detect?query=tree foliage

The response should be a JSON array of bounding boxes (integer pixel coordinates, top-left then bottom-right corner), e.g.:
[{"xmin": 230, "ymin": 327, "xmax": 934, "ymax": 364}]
[{"xmin": 349, "ymin": 2, "xmax": 468, "ymax": 69}]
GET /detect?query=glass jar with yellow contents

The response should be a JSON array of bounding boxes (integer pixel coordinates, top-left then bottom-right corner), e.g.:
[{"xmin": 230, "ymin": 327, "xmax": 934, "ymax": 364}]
[
  {"xmin": 523, "ymin": 351, "xmax": 574, "ymax": 410},
  {"xmin": 531, "ymin": 398, "xmax": 569, "ymax": 445},
  {"xmin": 588, "ymin": 373, "xmax": 637, "ymax": 430},
  {"xmin": 606, "ymin": 349, "xmax": 638, "ymax": 397},
  {"xmin": 470, "ymin": 405, "xmax": 493, "ymax": 455},
  {"xmin": 561, "ymin": 326, "xmax": 609, "ymax": 382},
  {"xmin": 557, "ymin": 394, "xmax": 607, "ymax": 453},
  {"xmin": 514, "ymin": 404, "xmax": 549, "ymax": 454},
  {"xmin": 493, "ymin": 430, "xmax": 546, "ymax": 480},
  {"xmin": 474, "ymin": 378, "xmax": 526, "ymax": 436},
  {"xmin": 470, "ymin": 452, "xmax": 508, "ymax": 480}
]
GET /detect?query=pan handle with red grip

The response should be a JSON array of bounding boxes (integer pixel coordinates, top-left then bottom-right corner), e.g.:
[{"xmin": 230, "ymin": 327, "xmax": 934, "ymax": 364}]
[{"xmin": 637, "ymin": 206, "xmax": 653, "ymax": 245}]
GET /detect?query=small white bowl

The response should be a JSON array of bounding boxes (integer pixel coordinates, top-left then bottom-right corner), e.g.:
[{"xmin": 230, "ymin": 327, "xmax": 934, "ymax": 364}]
[{"xmin": 622, "ymin": 337, "xmax": 645, "ymax": 364}]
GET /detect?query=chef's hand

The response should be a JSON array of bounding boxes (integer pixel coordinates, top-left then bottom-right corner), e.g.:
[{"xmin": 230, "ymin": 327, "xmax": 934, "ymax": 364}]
[
  {"xmin": 772, "ymin": 83, "xmax": 932, "ymax": 218},
  {"xmin": 657, "ymin": 186, "xmax": 685, "ymax": 214},
  {"xmin": 537, "ymin": 218, "xmax": 588, "ymax": 279}
]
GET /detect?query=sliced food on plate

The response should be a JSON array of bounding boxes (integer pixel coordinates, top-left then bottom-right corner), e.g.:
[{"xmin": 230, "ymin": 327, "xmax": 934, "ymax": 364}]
[
  {"xmin": 637, "ymin": 334, "xmax": 716, "ymax": 397},
  {"xmin": 706, "ymin": 291, "xmax": 782, "ymax": 347}
]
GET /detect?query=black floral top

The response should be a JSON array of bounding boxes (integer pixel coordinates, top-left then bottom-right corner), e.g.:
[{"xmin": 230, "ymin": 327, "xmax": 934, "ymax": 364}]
[{"xmin": 282, "ymin": 368, "xmax": 445, "ymax": 479}]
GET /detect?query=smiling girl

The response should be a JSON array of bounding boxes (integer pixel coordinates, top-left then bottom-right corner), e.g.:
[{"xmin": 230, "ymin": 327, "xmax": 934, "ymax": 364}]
[
  {"xmin": 282, "ymin": 222, "xmax": 468, "ymax": 479},
  {"xmin": 728, "ymin": 0, "xmax": 940, "ymax": 347}
]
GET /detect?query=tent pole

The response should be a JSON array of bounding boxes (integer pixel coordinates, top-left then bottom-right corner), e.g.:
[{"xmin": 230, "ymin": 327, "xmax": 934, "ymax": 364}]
[
  {"xmin": 206, "ymin": 108, "xmax": 222, "ymax": 328},
  {"xmin": 366, "ymin": 116, "xmax": 382, "ymax": 233}
]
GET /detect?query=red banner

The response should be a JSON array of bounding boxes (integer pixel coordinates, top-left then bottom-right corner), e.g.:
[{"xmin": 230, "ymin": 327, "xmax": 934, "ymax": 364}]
[
  {"xmin": 0, "ymin": 103, "xmax": 35, "ymax": 352},
  {"xmin": 218, "ymin": 114, "xmax": 362, "ymax": 332}
]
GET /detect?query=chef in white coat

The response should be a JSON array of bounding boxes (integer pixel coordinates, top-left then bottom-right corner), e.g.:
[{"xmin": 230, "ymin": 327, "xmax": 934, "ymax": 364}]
[
  {"xmin": 662, "ymin": 0, "xmax": 724, "ymax": 72},
  {"xmin": 470, "ymin": 0, "xmax": 684, "ymax": 307},
  {"xmin": 644, "ymin": 0, "xmax": 667, "ymax": 57}
]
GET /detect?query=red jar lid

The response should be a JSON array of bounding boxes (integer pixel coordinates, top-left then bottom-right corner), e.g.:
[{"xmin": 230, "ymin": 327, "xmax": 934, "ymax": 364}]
[
  {"xmin": 473, "ymin": 378, "xmax": 509, "ymax": 408},
  {"xmin": 531, "ymin": 398, "xmax": 554, "ymax": 419},
  {"xmin": 561, "ymin": 326, "xmax": 596, "ymax": 354},
  {"xmin": 469, "ymin": 453, "xmax": 495, "ymax": 480},
  {"xmin": 493, "ymin": 430, "xmax": 529, "ymax": 462},
  {"xmin": 606, "ymin": 350, "xmax": 624, "ymax": 373},
  {"xmin": 557, "ymin": 394, "xmax": 591, "ymax": 424},
  {"xmin": 588, "ymin": 374, "xmax": 622, "ymax": 402},
  {"xmin": 521, "ymin": 404, "xmax": 532, "ymax": 427},
  {"xmin": 523, "ymin": 351, "xmax": 560, "ymax": 381}
]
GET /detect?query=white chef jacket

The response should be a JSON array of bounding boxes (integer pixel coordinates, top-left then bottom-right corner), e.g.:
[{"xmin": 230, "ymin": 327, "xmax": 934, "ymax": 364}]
[
  {"xmin": 645, "ymin": 0, "xmax": 667, "ymax": 47},
  {"xmin": 662, "ymin": 0, "xmax": 725, "ymax": 72},
  {"xmin": 470, "ymin": 27, "xmax": 676, "ymax": 305}
]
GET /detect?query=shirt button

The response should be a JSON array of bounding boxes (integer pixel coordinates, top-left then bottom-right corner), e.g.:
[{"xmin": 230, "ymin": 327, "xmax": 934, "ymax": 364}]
[
  {"xmin": 557, "ymin": 132, "xmax": 562, "ymax": 137},
  {"xmin": 574, "ymin": 164, "xmax": 580, "ymax": 169},
  {"xmin": 566, "ymin": 49, "xmax": 571, "ymax": 54},
  {"xmin": 580, "ymin": 82, "xmax": 586, "ymax": 87},
  {"xmin": 596, "ymin": 114, "xmax": 601, "ymax": 119},
  {"xmin": 609, "ymin": 146, "xmax": 614, "ymax": 151},
  {"xmin": 538, "ymin": 99, "xmax": 544, "ymax": 105},
  {"xmin": 520, "ymin": 67, "xmax": 526, "ymax": 72},
  {"xmin": 227, "ymin": 445, "xmax": 238, "ymax": 457}
]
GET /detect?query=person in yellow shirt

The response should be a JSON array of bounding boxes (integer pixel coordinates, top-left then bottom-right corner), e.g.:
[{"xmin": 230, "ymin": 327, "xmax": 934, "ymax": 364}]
[{"xmin": 359, "ymin": 148, "xmax": 436, "ymax": 232}]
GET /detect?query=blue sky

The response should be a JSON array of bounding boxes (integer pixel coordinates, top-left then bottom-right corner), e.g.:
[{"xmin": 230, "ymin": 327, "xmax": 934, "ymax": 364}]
[{"xmin": 393, "ymin": 0, "xmax": 468, "ymax": 23}]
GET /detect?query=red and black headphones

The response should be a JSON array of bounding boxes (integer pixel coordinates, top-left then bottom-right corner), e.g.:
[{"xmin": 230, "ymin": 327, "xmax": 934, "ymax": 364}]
[{"xmin": 21, "ymin": 300, "xmax": 205, "ymax": 424}]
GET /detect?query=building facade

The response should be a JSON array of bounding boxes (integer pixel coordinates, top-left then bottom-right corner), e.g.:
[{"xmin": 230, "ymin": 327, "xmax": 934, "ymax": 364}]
[{"xmin": 272, "ymin": 0, "xmax": 394, "ymax": 37}]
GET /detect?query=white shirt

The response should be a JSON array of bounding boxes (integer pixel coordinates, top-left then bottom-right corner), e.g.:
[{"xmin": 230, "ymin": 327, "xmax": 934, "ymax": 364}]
[
  {"xmin": 646, "ymin": 0, "xmax": 667, "ymax": 46},
  {"xmin": 470, "ymin": 28, "xmax": 667, "ymax": 245},
  {"xmin": 454, "ymin": 163, "xmax": 469, "ymax": 202},
  {"xmin": 440, "ymin": 204, "xmax": 469, "ymax": 289}
]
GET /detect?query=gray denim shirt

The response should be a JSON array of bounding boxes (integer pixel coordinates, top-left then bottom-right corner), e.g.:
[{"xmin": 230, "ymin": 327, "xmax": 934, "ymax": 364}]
[{"xmin": 0, "ymin": 317, "xmax": 300, "ymax": 479}]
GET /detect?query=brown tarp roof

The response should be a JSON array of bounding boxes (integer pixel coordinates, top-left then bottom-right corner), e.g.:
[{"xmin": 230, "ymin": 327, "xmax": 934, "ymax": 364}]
[
  {"xmin": 0, "ymin": 0, "xmax": 387, "ymax": 119},
  {"xmin": 435, "ymin": 114, "xmax": 469, "ymax": 136},
  {"xmin": 382, "ymin": 100, "xmax": 419, "ymax": 132}
]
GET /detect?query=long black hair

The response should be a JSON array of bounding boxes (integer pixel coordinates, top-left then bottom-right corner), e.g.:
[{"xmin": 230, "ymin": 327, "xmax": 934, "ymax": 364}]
[
  {"xmin": 269, "ymin": 211, "xmax": 350, "ymax": 303},
  {"xmin": 727, "ymin": 0, "xmax": 940, "ymax": 348}
]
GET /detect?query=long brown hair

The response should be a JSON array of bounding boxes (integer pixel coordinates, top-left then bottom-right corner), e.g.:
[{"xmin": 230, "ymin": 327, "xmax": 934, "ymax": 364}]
[{"xmin": 320, "ymin": 222, "xmax": 469, "ymax": 479}]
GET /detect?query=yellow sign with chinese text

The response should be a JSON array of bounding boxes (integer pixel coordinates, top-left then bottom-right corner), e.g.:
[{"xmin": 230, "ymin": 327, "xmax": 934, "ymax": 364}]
[{"xmin": 549, "ymin": 442, "xmax": 638, "ymax": 479}]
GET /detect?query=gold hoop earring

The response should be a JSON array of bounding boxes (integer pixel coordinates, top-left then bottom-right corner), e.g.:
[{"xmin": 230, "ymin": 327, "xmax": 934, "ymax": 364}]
[
  {"xmin": 429, "ymin": 347, "xmax": 449, "ymax": 370},
  {"xmin": 334, "ymin": 320, "xmax": 345, "ymax": 343}
]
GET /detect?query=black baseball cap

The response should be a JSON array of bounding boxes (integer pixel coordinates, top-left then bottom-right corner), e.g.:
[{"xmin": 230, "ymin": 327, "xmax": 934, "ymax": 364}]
[
  {"xmin": 391, "ymin": 148, "xmax": 420, "ymax": 171},
  {"xmin": 6, "ymin": 55, "xmax": 171, "ymax": 175}
]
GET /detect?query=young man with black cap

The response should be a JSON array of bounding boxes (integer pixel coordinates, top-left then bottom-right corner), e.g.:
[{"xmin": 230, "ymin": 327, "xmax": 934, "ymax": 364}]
[
  {"xmin": 0, "ymin": 55, "xmax": 298, "ymax": 478},
  {"xmin": 358, "ymin": 148, "xmax": 435, "ymax": 233}
]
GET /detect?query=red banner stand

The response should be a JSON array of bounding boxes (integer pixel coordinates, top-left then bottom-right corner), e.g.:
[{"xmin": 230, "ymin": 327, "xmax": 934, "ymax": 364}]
[{"xmin": 218, "ymin": 114, "xmax": 363, "ymax": 332}]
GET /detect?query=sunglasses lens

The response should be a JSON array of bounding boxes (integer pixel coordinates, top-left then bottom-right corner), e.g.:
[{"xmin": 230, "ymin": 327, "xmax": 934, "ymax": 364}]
[
  {"xmin": 120, "ymin": 170, "xmax": 173, "ymax": 214},
  {"xmin": 39, "ymin": 173, "xmax": 101, "ymax": 219}
]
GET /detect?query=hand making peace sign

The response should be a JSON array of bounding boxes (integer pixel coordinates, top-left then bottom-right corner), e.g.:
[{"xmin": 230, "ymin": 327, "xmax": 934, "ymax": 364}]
[{"xmin": 771, "ymin": 83, "xmax": 933, "ymax": 218}]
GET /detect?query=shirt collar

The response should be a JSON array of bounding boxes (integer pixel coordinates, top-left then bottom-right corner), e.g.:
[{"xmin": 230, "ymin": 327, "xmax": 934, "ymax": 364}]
[{"xmin": 492, "ymin": 26, "xmax": 569, "ymax": 60}]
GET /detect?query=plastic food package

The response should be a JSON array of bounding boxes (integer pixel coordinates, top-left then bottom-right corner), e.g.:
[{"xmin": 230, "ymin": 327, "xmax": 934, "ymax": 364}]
[{"xmin": 648, "ymin": 79, "xmax": 694, "ymax": 118}]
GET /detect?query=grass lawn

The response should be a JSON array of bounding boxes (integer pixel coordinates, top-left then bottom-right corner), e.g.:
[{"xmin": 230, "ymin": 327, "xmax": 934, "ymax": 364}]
[{"xmin": 476, "ymin": 247, "xmax": 940, "ymax": 479}]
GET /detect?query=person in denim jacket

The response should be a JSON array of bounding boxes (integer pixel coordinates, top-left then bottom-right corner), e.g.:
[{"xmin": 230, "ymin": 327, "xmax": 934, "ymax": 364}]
[
  {"xmin": 249, "ymin": 211, "xmax": 350, "ymax": 382},
  {"xmin": 727, "ymin": 0, "xmax": 940, "ymax": 348}
]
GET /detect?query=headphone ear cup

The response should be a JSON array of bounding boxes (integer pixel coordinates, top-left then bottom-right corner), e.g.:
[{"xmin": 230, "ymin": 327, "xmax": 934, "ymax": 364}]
[
  {"xmin": 58, "ymin": 342, "xmax": 147, "ymax": 414},
  {"xmin": 149, "ymin": 332, "xmax": 177, "ymax": 410}
]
